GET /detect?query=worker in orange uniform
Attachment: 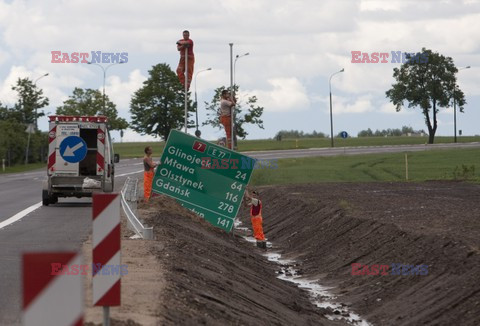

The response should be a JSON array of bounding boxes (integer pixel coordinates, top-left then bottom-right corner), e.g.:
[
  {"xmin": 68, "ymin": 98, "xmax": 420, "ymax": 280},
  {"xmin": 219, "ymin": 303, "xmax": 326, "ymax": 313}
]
[
  {"xmin": 176, "ymin": 30, "xmax": 194, "ymax": 90},
  {"xmin": 220, "ymin": 89, "xmax": 236, "ymax": 150},
  {"xmin": 245, "ymin": 189, "xmax": 266, "ymax": 248},
  {"xmin": 143, "ymin": 146, "xmax": 158, "ymax": 202}
]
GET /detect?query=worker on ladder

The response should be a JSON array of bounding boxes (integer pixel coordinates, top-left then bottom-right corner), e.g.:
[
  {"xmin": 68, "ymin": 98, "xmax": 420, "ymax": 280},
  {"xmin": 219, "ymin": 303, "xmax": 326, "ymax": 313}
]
[{"xmin": 176, "ymin": 30, "xmax": 195, "ymax": 90}]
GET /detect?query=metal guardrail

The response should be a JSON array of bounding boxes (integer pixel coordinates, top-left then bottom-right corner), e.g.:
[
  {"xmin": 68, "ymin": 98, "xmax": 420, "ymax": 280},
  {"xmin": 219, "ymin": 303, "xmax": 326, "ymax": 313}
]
[{"xmin": 120, "ymin": 177, "xmax": 153, "ymax": 240}]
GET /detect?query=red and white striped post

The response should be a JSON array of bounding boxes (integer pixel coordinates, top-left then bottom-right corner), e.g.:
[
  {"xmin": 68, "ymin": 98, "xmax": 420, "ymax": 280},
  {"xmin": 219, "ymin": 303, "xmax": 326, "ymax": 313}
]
[
  {"xmin": 96, "ymin": 125, "xmax": 105, "ymax": 174},
  {"xmin": 23, "ymin": 252, "xmax": 83, "ymax": 326},
  {"xmin": 92, "ymin": 193, "xmax": 121, "ymax": 325},
  {"xmin": 47, "ymin": 124, "xmax": 56, "ymax": 174}
]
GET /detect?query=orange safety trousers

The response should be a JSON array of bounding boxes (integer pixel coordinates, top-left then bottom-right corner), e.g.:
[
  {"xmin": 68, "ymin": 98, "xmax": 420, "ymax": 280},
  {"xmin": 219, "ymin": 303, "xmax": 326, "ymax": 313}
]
[
  {"xmin": 144, "ymin": 170, "xmax": 154, "ymax": 202},
  {"xmin": 220, "ymin": 115, "xmax": 232, "ymax": 149},
  {"xmin": 250, "ymin": 215, "xmax": 265, "ymax": 241},
  {"xmin": 176, "ymin": 55, "xmax": 195, "ymax": 88}
]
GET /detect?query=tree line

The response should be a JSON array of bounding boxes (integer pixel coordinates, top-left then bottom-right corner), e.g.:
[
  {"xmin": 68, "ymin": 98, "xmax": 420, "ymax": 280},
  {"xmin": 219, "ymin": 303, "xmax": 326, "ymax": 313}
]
[
  {"xmin": 357, "ymin": 126, "xmax": 425, "ymax": 137},
  {"xmin": 1, "ymin": 63, "xmax": 264, "ymax": 167},
  {"xmin": 274, "ymin": 130, "xmax": 326, "ymax": 140},
  {"xmin": 1, "ymin": 47, "xmax": 466, "ymax": 166}
]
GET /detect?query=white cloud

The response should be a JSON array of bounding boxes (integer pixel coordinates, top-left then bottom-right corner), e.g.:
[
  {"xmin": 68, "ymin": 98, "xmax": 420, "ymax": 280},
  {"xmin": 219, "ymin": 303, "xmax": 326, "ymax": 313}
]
[
  {"xmin": 104, "ymin": 69, "xmax": 147, "ymax": 119},
  {"xmin": 360, "ymin": 1, "xmax": 404, "ymax": 11},
  {"xmin": 250, "ymin": 77, "xmax": 310, "ymax": 112},
  {"xmin": 0, "ymin": 0, "xmax": 480, "ymax": 138},
  {"xmin": 331, "ymin": 95, "xmax": 374, "ymax": 114}
]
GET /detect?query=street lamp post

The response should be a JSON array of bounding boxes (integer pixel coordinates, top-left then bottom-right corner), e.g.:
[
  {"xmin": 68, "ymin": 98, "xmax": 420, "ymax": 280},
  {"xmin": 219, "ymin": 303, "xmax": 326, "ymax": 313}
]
[
  {"xmin": 25, "ymin": 73, "xmax": 49, "ymax": 164},
  {"xmin": 230, "ymin": 51, "xmax": 250, "ymax": 151},
  {"xmin": 234, "ymin": 52, "xmax": 249, "ymax": 87},
  {"xmin": 87, "ymin": 61, "xmax": 125, "ymax": 115},
  {"xmin": 453, "ymin": 66, "xmax": 470, "ymax": 143},
  {"xmin": 329, "ymin": 68, "xmax": 344, "ymax": 148},
  {"xmin": 194, "ymin": 68, "xmax": 212, "ymax": 137},
  {"xmin": 34, "ymin": 73, "xmax": 49, "ymax": 129}
]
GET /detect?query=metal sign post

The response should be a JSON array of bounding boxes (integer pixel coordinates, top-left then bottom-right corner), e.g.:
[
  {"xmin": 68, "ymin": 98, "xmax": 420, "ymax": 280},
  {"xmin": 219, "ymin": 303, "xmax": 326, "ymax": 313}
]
[
  {"xmin": 340, "ymin": 131, "xmax": 348, "ymax": 154},
  {"xmin": 229, "ymin": 43, "xmax": 234, "ymax": 150},
  {"xmin": 184, "ymin": 47, "xmax": 188, "ymax": 133},
  {"xmin": 24, "ymin": 123, "xmax": 35, "ymax": 165}
]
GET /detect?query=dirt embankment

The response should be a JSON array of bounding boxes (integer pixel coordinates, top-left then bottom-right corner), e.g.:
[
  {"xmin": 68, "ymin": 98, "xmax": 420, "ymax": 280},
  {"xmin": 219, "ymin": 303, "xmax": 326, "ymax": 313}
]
[
  {"xmin": 85, "ymin": 181, "xmax": 480, "ymax": 325},
  {"xmin": 253, "ymin": 181, "xmax": 480, "ymax": 326},
  {"xmin": 140, "ymin": 196, "xmax": 346, "ymax": 326}
]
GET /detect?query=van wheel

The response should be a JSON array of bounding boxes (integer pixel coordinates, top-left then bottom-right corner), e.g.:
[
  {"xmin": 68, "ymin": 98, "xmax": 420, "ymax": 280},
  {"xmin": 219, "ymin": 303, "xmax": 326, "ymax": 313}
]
[{"xmin": 42, "ymin": 190, "xmax": 50, "ymax": 206}]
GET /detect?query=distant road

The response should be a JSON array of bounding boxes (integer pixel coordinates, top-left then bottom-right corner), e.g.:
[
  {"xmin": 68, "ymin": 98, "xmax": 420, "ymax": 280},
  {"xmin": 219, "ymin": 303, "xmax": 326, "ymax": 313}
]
[{"xmin": 244, "ymin": 142, "xmax": 480, "ymax": 160}]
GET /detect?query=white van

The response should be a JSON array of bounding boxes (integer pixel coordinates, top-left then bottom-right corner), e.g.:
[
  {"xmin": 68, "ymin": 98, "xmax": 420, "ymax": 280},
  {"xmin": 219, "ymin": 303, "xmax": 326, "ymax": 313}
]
[{"xmin": 42, "ymin": 115, "xmax": 119, "ymax": 205}]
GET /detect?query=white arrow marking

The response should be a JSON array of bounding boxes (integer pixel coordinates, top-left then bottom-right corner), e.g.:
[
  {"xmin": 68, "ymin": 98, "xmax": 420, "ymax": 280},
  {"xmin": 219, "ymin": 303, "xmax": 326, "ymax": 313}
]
[{"xmin": 63, "ymin": 142, "xmax": 84, "ymax": 157}]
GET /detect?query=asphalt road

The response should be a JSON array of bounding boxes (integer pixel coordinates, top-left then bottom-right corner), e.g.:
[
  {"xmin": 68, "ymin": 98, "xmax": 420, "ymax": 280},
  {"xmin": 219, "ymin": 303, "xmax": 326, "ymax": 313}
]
[
  {"xmin": 0, "ymin": 158, "xmax": 144, "ymax": 325},
  {"xmin": 0, "ymin": 142, "xmax": 478, "ymax": 324},
  {"xmin": 243, "ymin": 141, "xmax": 480, "ymax": 159}
]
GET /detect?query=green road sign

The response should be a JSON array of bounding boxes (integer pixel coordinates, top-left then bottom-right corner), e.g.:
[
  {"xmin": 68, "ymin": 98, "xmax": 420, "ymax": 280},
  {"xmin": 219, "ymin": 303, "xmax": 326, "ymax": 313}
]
[{"xmin": 152, "ymin": 130, "xmax": 255, "ymax": 232}]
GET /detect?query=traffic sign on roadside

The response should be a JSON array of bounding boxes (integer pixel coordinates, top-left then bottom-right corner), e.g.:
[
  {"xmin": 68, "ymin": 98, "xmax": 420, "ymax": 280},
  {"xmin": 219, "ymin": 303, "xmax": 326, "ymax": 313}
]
[
  {"xmin": 92, "ymin": 193, "xmax": 121, "ymax": 307},
  {"xmin": 340, "ymin": 131, "xmax": 349, "ymax": 139},
  {"xmin": 152, "ymin": 130, "xmax": 255, "ymax": 232},
  {"xmin": 59, "ymin": 136, "xmax": 87, "ymax": 163},
  {"xmin": 23, "ymin": 252, "xmax": 83, "ymax": 326}
]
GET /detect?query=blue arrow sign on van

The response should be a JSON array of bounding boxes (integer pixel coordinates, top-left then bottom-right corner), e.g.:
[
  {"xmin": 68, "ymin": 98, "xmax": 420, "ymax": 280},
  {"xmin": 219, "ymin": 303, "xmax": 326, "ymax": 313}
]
[{"xmin": 60, "ymin": 136, "xmax": 88, "ymax": 163}]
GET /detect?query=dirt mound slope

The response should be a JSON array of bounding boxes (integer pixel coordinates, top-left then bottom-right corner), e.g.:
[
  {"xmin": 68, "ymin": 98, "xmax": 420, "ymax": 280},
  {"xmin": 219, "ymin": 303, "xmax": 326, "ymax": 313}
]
[
  {"xmin": 138, "ymin": 195, "xmax": 345, "ymax": 326},
  {"xmin": 249, "ymin": 181, "xmax": 480, "ymax": 326}
]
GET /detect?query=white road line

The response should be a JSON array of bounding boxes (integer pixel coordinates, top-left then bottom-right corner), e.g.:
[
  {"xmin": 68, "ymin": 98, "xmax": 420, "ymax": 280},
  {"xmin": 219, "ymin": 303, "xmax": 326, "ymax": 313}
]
[
  {"xmin": 0, "ymin": 170, "xmax": 143, "ymax": 230},
  {"xmin": 0, "ymin": 201, "xmax": 42, "ymax": 230},
  {"xmin": 117, "ymin": 170, "xmax": 143, "ymax": 177}
]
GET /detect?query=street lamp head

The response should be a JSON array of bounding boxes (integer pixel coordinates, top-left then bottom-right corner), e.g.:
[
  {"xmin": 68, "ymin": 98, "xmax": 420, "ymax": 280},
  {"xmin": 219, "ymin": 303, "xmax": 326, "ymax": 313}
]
[
  {"xmin": 236, "ymin": 52, "xmax": 250, "ymax": 59},
  {"xmin": 206, "ymin": 67, "xmax": 212, "ymax": 71},
  {"xmin": 43, "ymin": 73, "xmax": 49, "ymax": 77},
  {"xmin": 340, "ymin": 68, "xmax": 345, "ymax": 72}
]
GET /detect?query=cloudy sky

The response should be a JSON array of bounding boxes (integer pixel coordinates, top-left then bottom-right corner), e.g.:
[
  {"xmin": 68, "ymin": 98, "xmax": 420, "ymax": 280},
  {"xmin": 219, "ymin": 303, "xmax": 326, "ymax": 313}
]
[{"xmin": 0, "ymin": 0, "xmax": 479, "ymax": 142}]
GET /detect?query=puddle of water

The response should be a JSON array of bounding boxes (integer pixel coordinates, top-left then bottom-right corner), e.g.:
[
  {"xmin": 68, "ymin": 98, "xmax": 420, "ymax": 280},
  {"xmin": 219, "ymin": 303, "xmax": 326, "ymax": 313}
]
[{"xmin": 236, "ymin": 220, "xmax": 372, "ymax": 326}]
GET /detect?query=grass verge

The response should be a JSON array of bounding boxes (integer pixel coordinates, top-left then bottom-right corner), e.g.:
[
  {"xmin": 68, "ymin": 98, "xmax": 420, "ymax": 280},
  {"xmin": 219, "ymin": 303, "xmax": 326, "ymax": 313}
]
[
  {"xmin": 0, "ymin": 162, "xmax": 45, "ymax": 174},
  {"xmin": 249, "ymin": 148, "xmax": 480, "ymax": 185}
]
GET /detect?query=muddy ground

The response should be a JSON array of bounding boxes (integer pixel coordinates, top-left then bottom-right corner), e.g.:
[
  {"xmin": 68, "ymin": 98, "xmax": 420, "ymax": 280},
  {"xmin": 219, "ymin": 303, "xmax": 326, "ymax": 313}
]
[
  {"xmin": 251, "ymin": 181, "xmax": 480, "ymax": 326},
  {"xmin": 140, "ymin": 196, "xmax": 345, "ymax": 326},
  {"xmin": 90, "ymin": 181, "xmax": 480, "ymax": 325}
]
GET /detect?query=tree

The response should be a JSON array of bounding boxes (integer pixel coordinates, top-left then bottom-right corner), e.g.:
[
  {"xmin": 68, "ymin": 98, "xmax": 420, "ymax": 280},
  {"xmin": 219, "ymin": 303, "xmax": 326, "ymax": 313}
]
[
  {"xmin": 130, "ymin": 63, "xmax": 193, "ymax": 140},
  {"xmin": 386, "ymin": 48, "xmax": 465, "ymax": 144},
  {"xmin": 56, "ymin": 88, "xmax": 128, "ymax": 131},
  {"xmin": 357, "ymin": 128, "xmax": 373, "ymax": 137},
  {"xmin": 11, "ymin": 78, "xmax": 49, "ymax": 126},
  {"xmin": 274, "ymin": 129, "xmax": 326, "ymax": 139},
  {"xmin": 202, "ymin": 85, "xmax": 264, "ymax": 139}
]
